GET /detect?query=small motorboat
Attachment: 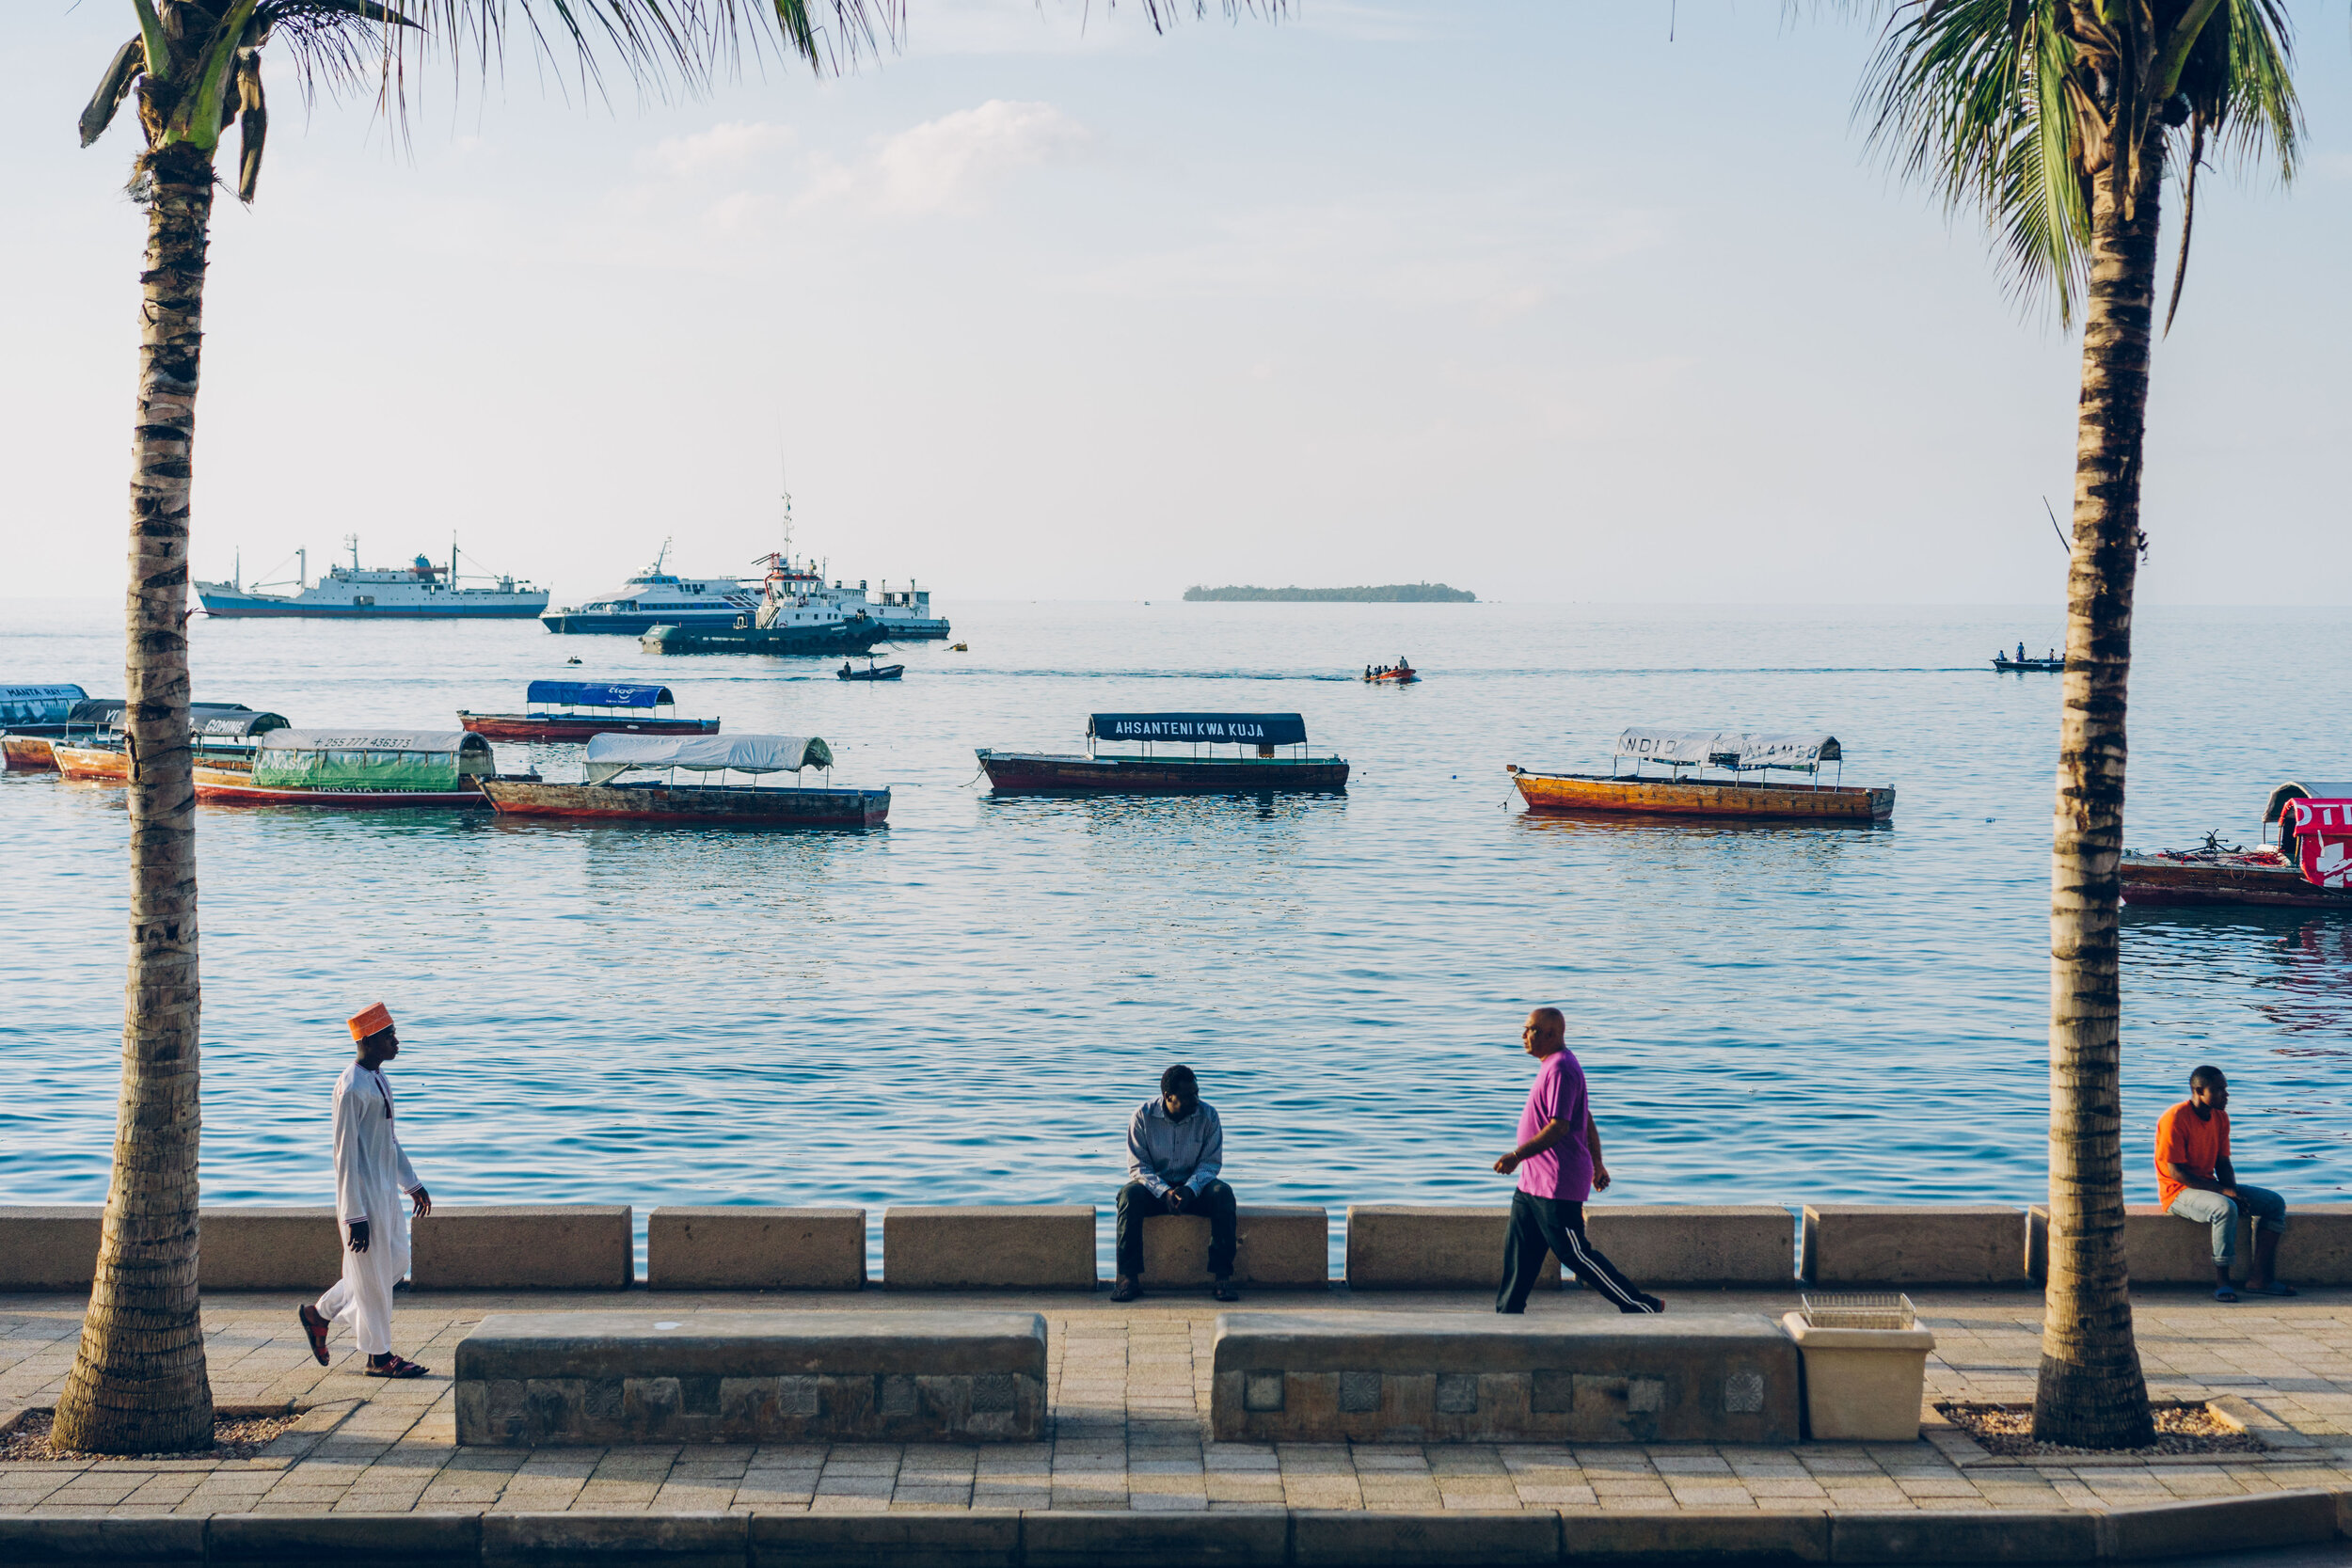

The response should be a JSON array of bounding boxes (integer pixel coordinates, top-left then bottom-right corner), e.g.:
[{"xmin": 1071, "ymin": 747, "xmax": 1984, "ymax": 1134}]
[
  {"xmin": 460, "ymin": 680, "xmax": 719, "ymax": 742},
  {"xmin": 1363, "ymin": 662, "xmax": 1419, "ymax": 685},
  {"xmin": 837, "ymin": 660, "xmax": 905, "ymax": 682},
  {"xmin": 948, "ymin": 642, "xmax": 969, "ymax": 652},
  {"xmin": 1993, "ymin": 645, "xmax": 2064, "ymax": 672}
]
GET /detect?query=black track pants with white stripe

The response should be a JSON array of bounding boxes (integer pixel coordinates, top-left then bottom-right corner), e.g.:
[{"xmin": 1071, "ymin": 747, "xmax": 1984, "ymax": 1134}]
[{"xmin": 1495, "ymin": 1191, "xmax": 1656, "ymax": 1313}]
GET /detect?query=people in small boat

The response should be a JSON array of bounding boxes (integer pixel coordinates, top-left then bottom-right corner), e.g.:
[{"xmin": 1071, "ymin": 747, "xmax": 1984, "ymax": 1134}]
[
  {"xmin": 299, "ymin": 1003, "xmax": 435, "ymax": 1381},
  {"xmin": 1495, "ymin": 1007, "xmax": 1662, "ymax": 1316},
  {"xmin": 2017, "ymin": 641, "xmax": 2026, "ymax": 664},
  {"xmin": 1112, "ymin": 1064, "xmax": 1236, "ymax": 1304},
  {"xmin": 2158, "ymin": 1066, "xmax": 2293, "ymax": 1303}
]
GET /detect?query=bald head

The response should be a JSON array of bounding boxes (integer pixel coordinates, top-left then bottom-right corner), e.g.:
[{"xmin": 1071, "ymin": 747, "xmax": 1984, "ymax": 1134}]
[{"xmin": 1521, "ymin": 1007, "xmax": 1565, "ymax": 1059}]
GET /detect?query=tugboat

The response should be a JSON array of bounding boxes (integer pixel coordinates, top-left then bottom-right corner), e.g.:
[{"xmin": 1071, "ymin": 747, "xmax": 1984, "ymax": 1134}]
[
  {"xmin": 977, "ymin": 712, "xmax": 1348, "ymax": 794},
  {"xmin": 1508, "ymin": 727, "xmax": 1895, "ymax": 823},
  {"xmin": 194, "ymin": 537, "xmax": 548, "ymax": 618}
]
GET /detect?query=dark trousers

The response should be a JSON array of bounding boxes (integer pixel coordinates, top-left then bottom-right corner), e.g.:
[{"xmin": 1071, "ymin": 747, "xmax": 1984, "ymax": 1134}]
[
  {"xmin": 1116, "ymin": 1179, "xmax": 1237, "ymax": 1279},
  {"xmin": 1496, "ymin": 1191, "xmax": 1655, "ymax": 1314}
]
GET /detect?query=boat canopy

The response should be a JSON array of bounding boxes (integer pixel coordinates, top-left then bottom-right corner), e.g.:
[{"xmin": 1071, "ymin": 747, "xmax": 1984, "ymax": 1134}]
[
  {"xmin": 253, "ymin": 730, "xmax": 493, "ymax": 791},
  {"xmin": 1616, "ymin": 728, "xmax": 1842, "ymax": 771},
  {"xmin": 1089, "ymin": 713, "xmax": 1310, "ymax": 747},
  {"xmin": 584, "ymin": 733, "xmax": 833, "ymax": 783},
  {"xmin": 2265, "ymin": 782, "xmax": 2352, "ymax": 825},
  {"xmin": 526, "ymin": 679, "xmax": 675, "ymax": 709},
  {"xmin": 62, "ymin": 699, "xmax": 289, "ymax": 739},
  {"xmin": 0, "ymin": 684, "xmax": 87, "ymax": 727}
]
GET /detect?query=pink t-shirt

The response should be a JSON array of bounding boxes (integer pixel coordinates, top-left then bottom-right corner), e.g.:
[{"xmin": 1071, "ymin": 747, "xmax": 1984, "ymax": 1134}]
[{"xmin": 1517, "ymin": 1048, "xmax": 1594, "ymax": 1201}]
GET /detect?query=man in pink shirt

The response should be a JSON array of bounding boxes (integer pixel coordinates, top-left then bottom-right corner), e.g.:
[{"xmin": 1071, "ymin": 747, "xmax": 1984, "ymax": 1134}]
[{"xmin": 1494, "ymin": 1007, "xmax": 1661, "ymax": 1314}]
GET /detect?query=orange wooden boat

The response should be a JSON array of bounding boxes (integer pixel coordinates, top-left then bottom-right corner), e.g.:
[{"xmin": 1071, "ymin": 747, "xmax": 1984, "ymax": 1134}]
[{"xmin": 1510, "ymin": 728, "xmax": 1894, "ymax": 824}]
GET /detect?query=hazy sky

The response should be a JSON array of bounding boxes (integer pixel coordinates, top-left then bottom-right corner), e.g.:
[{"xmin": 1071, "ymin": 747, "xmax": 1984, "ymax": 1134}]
[{"xmin": 7, "ymin": 2, "xmax": 2345, "ymax": 605}]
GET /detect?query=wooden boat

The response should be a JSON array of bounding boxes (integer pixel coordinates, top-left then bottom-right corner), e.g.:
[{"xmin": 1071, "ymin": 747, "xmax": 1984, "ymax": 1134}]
[
  {"xmin": 0, "ymin": 685, "xmax": 89, "ymax": 767},
  {"xmin": 482, "ymin": 733, "xmax": 886, "ymax": 827},
  {"xmin": 459, "ymin": 680, "xmax": 719, "ymax": 742},
  {"xmin": 2122, "ymin": 782, "xmax": 2352, "ymax": 909},
  {"xmin": 1510, "ymin": 728, "xmax": 1894, "ymax": 823},
  {"xmin": 836, "ymin": 661, "xmax": 905, "ymax": 682},
  {"xmin": 979, "ymin": 712, "xmax": 1349, "ymax": 795},
  {"xmin": 1993, "ymin": 655, "xmax": 2066, "ymax": 672},
  {"xmin": 51, "ymin": 705, "xmax": 293, "ymax": 782},
  {"xmin": 196, "ymin": 730, "xmax": 508, "ymax": 808},
  {"xmin": 1362, "ymin": 664, "xmax": 1418, "ymax": 684}
]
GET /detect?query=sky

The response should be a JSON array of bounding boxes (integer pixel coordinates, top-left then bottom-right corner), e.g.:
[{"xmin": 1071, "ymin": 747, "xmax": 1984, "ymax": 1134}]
[{"xmin": 4, "ymin": 1, "xmax": 2345, "ymax": 606}]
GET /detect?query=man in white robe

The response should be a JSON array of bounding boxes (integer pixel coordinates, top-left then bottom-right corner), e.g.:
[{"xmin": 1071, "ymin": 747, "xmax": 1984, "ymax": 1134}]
[{"xmin": 298, "ymin": 1002, "xmax": 433, "ymax": 1377}]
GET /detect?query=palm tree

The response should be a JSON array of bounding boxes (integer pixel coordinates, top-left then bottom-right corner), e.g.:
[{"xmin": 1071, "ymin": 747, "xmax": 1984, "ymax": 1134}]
[
  {"xmin": 1852, "ymin": 0, "xmax": 2297, "ymax": 1448},
  {"xmin": 57, "ymin": 0, "xmax": 1267, "ymax": 1457}
]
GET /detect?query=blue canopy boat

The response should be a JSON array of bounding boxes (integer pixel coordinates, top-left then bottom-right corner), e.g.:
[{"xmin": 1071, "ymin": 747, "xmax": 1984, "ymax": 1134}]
[{"xmin": 457, "ymin": 679, "xmax": 720, "ymax": 741}]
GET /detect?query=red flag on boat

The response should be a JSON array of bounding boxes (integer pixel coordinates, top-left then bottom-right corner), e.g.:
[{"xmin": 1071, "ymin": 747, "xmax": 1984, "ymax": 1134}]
[{"xmin": 2287, "ymin": 799, "xmax": 2352, "ymax": 889}]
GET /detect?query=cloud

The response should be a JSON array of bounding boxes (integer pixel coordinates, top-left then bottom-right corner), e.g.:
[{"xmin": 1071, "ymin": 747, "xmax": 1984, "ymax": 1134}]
[
  {"xmin": 643, "ymin": 121, "xmax": 797, "ymax": 178},
  {"xmin": 802, "ymin": 101, "xmax": 1089, "ymax": 217}
]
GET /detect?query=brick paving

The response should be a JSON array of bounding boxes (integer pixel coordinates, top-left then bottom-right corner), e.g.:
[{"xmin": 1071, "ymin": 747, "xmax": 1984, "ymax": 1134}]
[{"xmin": 4, "ymin": 1285, "xmax": 2350, "ymax": 1516}]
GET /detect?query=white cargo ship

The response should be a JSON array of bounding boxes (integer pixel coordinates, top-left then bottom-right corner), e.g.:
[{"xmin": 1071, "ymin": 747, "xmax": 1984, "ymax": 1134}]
[{"xmin": 195, "ymin": 538, "xmax": 548, "ymax": 619}]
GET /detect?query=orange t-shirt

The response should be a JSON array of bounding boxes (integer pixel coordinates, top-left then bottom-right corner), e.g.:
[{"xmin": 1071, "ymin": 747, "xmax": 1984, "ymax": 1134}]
[{"xmin": 2154, "ymin": 1101, "xmax": 2230, "ymax": 1209}]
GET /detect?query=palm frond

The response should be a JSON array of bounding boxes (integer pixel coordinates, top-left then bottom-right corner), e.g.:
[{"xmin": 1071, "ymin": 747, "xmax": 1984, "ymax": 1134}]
[{"xmin": 79, "ymin": 37, "xmax": 148, "ymax": 148}]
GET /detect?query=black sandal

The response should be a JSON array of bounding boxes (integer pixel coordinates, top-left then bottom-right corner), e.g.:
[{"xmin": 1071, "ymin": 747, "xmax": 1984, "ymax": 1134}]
[
  {"xmin": 297, "ymin": 1305, "xmax": 331, "ymax": 1367},
  {"xmin": 364, "ymin": 1355, "xmax": 429, "ymax": 1379}
]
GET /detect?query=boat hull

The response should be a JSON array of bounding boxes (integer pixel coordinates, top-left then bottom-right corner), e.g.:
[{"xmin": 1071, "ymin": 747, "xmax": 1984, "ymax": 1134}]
[
  {"xmin": 2121, "ymin": 854, "xmax": 2352, "ymax": 910},
  {"xmin": 977, "ymin": 750, "xmax": 1350, "ymax": 795},
  {"xmin": 1509, "ymin": 768, "xmax": 1894, "ymax": 823},
  {"xmin": 547, "ymin": 610, "xmax": 951, "ymax": 639},
  {"xmin": 194, "ymin": 587, "xmax": 548, "ymax": 618},
  {"xmin": 56, "ymin": 744, "xmax": 261, "ymax": 784},
  {"xmin": 481, "ymin": 778, "xmax": 889, "ymax": 827},
  {"xmin": 639, "ymin": 622, "xmax": 893, "ymax": 657},
  {"xmin": 458, "ymin": 713, "xmax": 721, "ymax": 742},
  {"xmin": 194, "ymin": 775, "xmax": 493, "ymax": 808},
  {"xmin": 2, "ymin": 735, "xmax": 57, "ymax": 771}
]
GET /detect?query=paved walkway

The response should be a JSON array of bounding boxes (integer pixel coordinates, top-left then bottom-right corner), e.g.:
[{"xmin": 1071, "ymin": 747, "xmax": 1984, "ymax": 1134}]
[{"xmin": 4, "ymin": 1286, "xmax": 2350, "ymax": 1517}]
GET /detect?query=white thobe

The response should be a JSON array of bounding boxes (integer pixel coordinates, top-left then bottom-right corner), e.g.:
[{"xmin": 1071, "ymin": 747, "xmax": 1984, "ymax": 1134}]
[{"xmin": 314, "ymin": 1062, "xmax": 421, "ymax": 1356}]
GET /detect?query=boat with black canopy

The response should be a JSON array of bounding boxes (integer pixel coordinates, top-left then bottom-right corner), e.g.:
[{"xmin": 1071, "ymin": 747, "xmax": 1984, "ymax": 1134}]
[
  {"xmin": 52, "ymin": 703, "xmax": 294, "ymax": 782},
  {"xmin": 1509, "ymin": 727, "xmax": 1895, "ymax": 823},
  {"xmin": 481, "ymin": 733, "xmax": 887, "ymax": 826},
  {"xmin": 0, "ymin": 684, "xmax": 89, "ymax": 770},
  {"xmin": 458, "ymin": 680, "xmax": 720, "ymax": 742},
  {"xmin": 977, "ymin": 712, "xmax": 1349, "ymax": 794}
]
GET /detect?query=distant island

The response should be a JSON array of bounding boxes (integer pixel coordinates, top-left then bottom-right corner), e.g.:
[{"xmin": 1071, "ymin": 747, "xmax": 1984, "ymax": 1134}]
[{"xmin": 1183, "ymin": 582, "xmax": 1476, "ymax": 604}]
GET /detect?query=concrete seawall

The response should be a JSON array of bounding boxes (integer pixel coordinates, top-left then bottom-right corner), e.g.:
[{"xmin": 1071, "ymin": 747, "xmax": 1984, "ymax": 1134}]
[{"xmin": 8, "ymin": 1202, "xmax": 2350, "ymax": 1293}]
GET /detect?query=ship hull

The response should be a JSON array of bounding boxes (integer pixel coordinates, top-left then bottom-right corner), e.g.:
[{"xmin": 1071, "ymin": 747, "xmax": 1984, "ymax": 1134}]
[
  {"xmin": 195, "ymin": 588, "xmax": 548, "ymax": 619},
  {"xmin": 458, "ymin": 713, "xmax": 721, "ymax": 742},
  {"xmin": 3, "ymin": 736, "xmax": 58, "ymax": 771},
  {"xmin": 640, "ymin": 622, "xmax": 893, "ymax": 657},
  {"xmin": 977, "ymin": 750, "xmax": 1350, "ymax": 795},
  {"xmin": 482, "ymin": 778, "xmax": 889, "ymax": 827},
  {"xmin": 1510, "ymin": 768, "xmax": 1894, "ymax": 823},
  {"xmin": 196, "ymin": 778, "xmax": 494, "ymax": 807},
  {"xmin": 2121, "ymin": 854, "xmax": 2352, "ymax": 910},
  {"xmin": 545, "ymin": 609, "xmax": 949, "ymax": 638}
]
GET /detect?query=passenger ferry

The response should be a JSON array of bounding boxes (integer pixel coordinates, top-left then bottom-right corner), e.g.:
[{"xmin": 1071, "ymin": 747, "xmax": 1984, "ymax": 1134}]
[
  {"xmin": 195, "ymin": 538, "xmax": 548, "ymax": 619},
  {"xmin": 540, "ymin": 519, "xmax": 950, "ymax": 640}
]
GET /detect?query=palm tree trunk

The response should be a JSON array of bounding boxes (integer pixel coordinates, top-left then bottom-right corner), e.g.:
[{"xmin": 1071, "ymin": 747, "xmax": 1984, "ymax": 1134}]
[
  {"xmin": 2032, "ymin": 130, "xmax": 2165, "ymax": 1450},
  {"xmin": 52, "ymin": 139, "xmax": 216, "ymax": 1457}
]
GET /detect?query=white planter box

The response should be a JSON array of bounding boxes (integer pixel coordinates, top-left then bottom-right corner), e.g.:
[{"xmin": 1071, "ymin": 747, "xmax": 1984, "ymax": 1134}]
[{"xmin": 1781, "ymin": 1310, "xmax": 1936, "ymax": 1441}]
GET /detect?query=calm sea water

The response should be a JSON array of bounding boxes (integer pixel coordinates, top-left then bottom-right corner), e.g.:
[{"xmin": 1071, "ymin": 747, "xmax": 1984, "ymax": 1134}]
[{"xmin": 4, "ymin": 599, "xmax": 2347, "ymax": 1272}]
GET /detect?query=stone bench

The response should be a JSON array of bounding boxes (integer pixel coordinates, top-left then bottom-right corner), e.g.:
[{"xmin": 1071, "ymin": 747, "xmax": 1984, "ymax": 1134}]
[
  {"xmin": 883, "ymin": 1206, "xmax": 1095, "ymax": 1290},
  {"xmin": 0, "ymin": 1206, "xmax": 343, "ymax": 1291},
  {"xmin": 413, "ymin": 1206, "xmax": 633, "ymax": 1290},
  {"xmin": 1210, "ymin": 1310, "xmax": 1799, "ymax": 1445},
  {"xmin": 1142, "ymin": 1206, "xmax": 1327, "ymax": 1288},
  {"xmin": 2028, "ymin": 1203, "xmax": 2352, "ymax": 1285},
  {"xmin": 454, "ymin": 1309, "xmax": 1045, "ymax": 1446},
  {"xmin": 1804, "ymin": 1204, "xmax": 2026, "ymax": 1286},
  {"xmin": 0, "ymin": 1206, "xmax": 101, "ymax": 1291},
  {"xmin": 1344, "ymin": 1204, "xmax": 1792, "ymax": 1290},
  {"xmin": 647, "ymin": 1207, "xmax": 865, "ymax": 1290}
]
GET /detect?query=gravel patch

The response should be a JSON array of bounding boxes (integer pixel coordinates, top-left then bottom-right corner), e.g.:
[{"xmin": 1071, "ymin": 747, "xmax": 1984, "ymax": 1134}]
[
  {"xmin": 0, "ymin": 1408, "xmax": 300, "ymax": 1463},
  {"xmin": 1937, "ymin": 1401, "xmax": 2265, "ymax": 1458}
]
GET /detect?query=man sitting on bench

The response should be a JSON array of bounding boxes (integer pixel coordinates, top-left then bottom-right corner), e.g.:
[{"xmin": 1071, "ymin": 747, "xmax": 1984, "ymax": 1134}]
[
  {"xmin": 1113, "ymin": 1065, "xmax": 1238, "ymax": 1304},
  {"xmin": 2159, "ymin": 1065, "xmax": 2293, "ymax": 1301}
]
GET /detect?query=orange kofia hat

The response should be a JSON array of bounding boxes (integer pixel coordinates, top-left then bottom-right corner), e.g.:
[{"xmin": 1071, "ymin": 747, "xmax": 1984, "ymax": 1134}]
[{"xmin": 346, "ymin": 1002, "xmax": 394, "ymax": 1041}]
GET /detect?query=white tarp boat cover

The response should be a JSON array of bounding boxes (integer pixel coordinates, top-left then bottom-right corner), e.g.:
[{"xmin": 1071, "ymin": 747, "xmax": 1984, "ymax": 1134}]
[
  {"xmin": 1615, "ymin": 728, "xmax": 1841, "ymax": 771},
  {"xmin": 585, "ymin": 733, "xmax": 833, "ymax": 783}
]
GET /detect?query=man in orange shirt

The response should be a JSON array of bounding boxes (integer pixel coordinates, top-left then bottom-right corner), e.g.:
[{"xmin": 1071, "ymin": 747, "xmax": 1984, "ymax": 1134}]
[{"xmin": 2157, "ymin": 1066, "xmax": 2291, "ymax": 1302}]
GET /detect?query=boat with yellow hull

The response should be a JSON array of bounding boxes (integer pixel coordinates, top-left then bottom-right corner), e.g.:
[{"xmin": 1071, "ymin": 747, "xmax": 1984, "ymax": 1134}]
[
  {"xmin": 1510, "ymin": 727, "xmax": 1894, "ymax": 825},
  {"xmin": 1508, "ymin": 767, "xmax": 1894, "ymax": 823}
]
